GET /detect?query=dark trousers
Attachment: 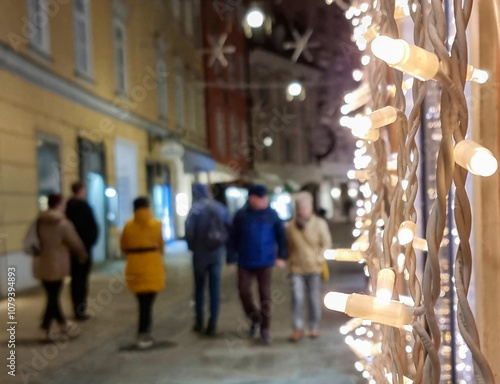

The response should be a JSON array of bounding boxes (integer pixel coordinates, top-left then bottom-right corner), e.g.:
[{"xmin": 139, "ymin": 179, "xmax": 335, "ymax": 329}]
[
  {"xmin": 71, "ymin": 254, "xmax": 92, "ymax": 317},
  {"xmin": 193, "ymin": 255, "xmax": 222, "ymax": 326},
  {"xmin": 137, "ymin": 293, "xmax": 156, "ymax": 334},
  {"xmin": 41, "ymin": 280, "xmax": 65, "ymax": 329},
  {"xmin": 238, "ymin": 266, "xmax": 273, "ymax": 332}
]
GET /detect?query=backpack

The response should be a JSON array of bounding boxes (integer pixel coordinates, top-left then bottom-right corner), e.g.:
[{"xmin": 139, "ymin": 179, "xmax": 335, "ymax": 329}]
[{"xmin": 200, "ymin": 202, "xmax": 228, "ymax": 252}]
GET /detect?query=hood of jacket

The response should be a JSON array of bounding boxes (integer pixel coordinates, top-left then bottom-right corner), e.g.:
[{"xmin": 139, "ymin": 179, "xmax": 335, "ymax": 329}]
[
  {"xmin": 192, "ymin": 183, "xmax": 209, "ymax": 203},
  {"xmin": 38, "ymin": 209, "xmax": 65, "ymax": 224}
]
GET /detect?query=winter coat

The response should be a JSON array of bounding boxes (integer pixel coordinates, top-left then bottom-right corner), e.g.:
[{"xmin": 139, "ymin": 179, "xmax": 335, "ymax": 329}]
[
  {"xmin": 121, "ymin": 208, "xmax": 166, "ymax": 294},
  {"xmin": 37, "ymin": 210, "xmax": 88, "ymax": 281},
  {"xmin": 66, "ymin": 198, "xmax": 98, "ymax": 253},
  {"xmin": 228, "ymin": 205, "xmax": 287, "ymax": 269},
  {"xmin": 185, "ymin": 184, "xmax": 231, "ymax": 265},
  {"xmin": 286, "ymin": 215, "xmax": 332, "ymax": 274}
]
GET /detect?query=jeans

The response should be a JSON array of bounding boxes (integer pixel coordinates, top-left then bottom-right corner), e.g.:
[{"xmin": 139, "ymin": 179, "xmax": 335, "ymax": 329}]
[
  {"xmin": 41, "ymin": 280, "xmax": 65, "ymax": 329},
  {"xmin": 137, "ymin": 293, "xmax": 156, "ymax": 334},
  {"xmin": 291, "ymin": 273, "xmax": 322, "ymax": 331},
  {"xmin": 193, "ymin": 253, "xmax": 222, "ymax": 326},
  {"xmin": 71, "ymin": 253, "xmax": 92, "ymax": 317},
  {"xmin": 238, "ymin": 266, "xmax": 273, "ymax": 332}
]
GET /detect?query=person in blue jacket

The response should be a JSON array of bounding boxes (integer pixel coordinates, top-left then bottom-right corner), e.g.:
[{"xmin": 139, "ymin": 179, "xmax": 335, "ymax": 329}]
[
  {"xmin": 228, "ymin": 184, "xmax": 287, "ymax": 345},
  {"xmin": 185, "ymin": 183, "xmax": 231, "ymax": 336}
]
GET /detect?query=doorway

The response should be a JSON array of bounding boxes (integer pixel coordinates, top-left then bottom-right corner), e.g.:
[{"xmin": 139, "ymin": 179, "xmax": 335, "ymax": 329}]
[
  {"xmin": 147, "ymin": 163, "xmax": 175, "ymax": 241},
  {"xmin": 79, "ymin": 139, "xmax": 107, "ymax": 263}
]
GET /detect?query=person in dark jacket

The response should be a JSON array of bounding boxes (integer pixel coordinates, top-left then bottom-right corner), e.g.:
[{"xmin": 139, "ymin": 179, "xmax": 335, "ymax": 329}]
[
  {"xmin": 66, "ymin": 181, "xmax": 99, "ymax": 320},
  {"xmin": 228, "ymin": 184, "xmax": 287, "ymax": 345},
  {"xmin": 185, "ymin": 183, "xmax": 231, "ymax": 336}
]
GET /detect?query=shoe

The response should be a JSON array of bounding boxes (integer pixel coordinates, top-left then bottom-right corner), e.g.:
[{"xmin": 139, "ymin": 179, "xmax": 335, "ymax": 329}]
[
  {"xmin": 74, "ymin": 313, "xmax": 91, "ymax": 321},
  {"xmin": 248, "ymin": 324, "xmax": 259, "ymax": 339},
  {"xmin": 136, "ymin": 333, "xmax": 154, "ymax": 349},
  {"xmin": 41, "ymin": 323, "xmax": 60, "ymax": 341},
  {"xmin": 193, "ymin": 321, "xmax": 204, "ymax": 334},
  {"xmin": 288, "ymin": 329, "xmax": 304, "ymax": 342},
  {"xmin": 261, "ymin": 330, "xmax": 272, "ymax": 345},
  {"xmin": 309, "ymin": 330, "xmax": 320, "ymax": 339},
  {"xmin": 205, "ymin": 323, "xmax": 217, "ymax": 337},
  {"xmin": 58, "ymin": 320, "xmax": 80, "ymax": 338}
]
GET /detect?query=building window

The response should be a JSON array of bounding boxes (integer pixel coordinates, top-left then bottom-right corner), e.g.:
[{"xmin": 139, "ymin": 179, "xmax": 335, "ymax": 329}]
[
  {"xmin": 284, "ymin": 138, "xmax": 293, "ymax": 163},
  {"xmin": 73, "ymin": 0, "xmax": 92, "ymax": 77},
  {"xmin": 37, "ymin": 134, "xmax": 61, "ymax": 210},
  {"xmin": 230, "ymin": 114, "xmax": 239, "ymax": 157},
  {"xmin": 184, "ymin": 0, "xmax": 194, "ymax": 35},
  {"xmin": 157, "ymin": 59, "xmax": 168, "ymax": 120},
  {"xmin": 172, "ymin": 0, "xmax": 181, "ymax": 19},
  {"xmin": 188, "ymin": 77, "xmax": 197, "ymax": 132},
  {"xmin": 113, "ymin": 21, "xmax": 127, "ymax": 94},
  {"xmin": 216, "ymin": 108, "xmax": 226, "ymax": 156},
  {"xmin": 174, "ymin": 60, "xmax": 185, "ymax": 128},
  {"xmin": 27, "ymin": 0, "xmax": 50, "ymax": 55}
]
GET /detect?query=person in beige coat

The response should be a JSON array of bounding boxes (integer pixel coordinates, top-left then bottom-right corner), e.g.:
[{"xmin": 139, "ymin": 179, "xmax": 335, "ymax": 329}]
[
  {"xmin": 36, "ymin": 194, "xmax": 88, "ymax": 340},
  {"xmin": 286, "ymin": 191, "xmax": 332, "ymax": 341}
]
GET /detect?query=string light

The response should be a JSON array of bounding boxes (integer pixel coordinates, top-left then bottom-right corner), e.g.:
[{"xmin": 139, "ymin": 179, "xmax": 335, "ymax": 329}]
[
  {"xmin": 324, "ymin": 292, "xmax": 414, "ymax": 328},
  {"xmin": 466, "ymin": 65, "xmax": 489, "ymax": 84},
  {"xmin": 398, "ymin": 221, "xmax": 417, "ymax": 245},
  {"xmin": 376, "ymin": 268, "xmax": 396, "ymax": 304},
  {"xmin": 324, "ymin": 249, "xmax": 366, "ymax": 262},
  {"xmin": 371, "ymin": 36, "xmax": 440, "ymax": 81},
  {"xmin": 454, "ymin": 140, "xmax": 498, "ymax": 177}
]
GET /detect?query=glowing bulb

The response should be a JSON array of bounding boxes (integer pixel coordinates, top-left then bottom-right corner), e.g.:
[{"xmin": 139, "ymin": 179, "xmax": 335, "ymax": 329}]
[
  {"xmin": 348, "ymin": 188, "xmax": 359, "ymax": 198},
  {"xmin": 413, "ymin": 237, "xmax": 428, "ymax": 251},
  {"xmin": 352, "ymin": 69, "xmax": 364, "ymax": 81},
  {"xmin": 361, "ymin": 55, "xmax": 371, "ymax": 66},
  {"xmin": 246, "ymin": 8, "xmax": 265, "ymax": 28},
  {"xmin": 325, "ymin": 292, "xmax": 414, "ymax": 328},
  {"xmin": 331, "ymin": 187, "xmax": 342, "ymax": 199},
  {"xmin": 355, "ymin": 362, "xmax": 364, "ymax": 372},
  {"xmin": 376, "ymin": 268, "xmax": 395, "ymax": 305},
  {"xmin": 454, "ymin": 140, "xmax": 498, "ymax": 177},
  {"xmin": 263, "ymin": 136, "xmax": 273, "ymax": 147},
  {"xmin": 371, "ymin": 35, "xmax": 440, "ymax": 81},
  {"xmin": 324, "ymin": 249, "xmax": 366, "ymax": 262},
  {"xmin": 466, "ymin": 65, "xmax": 489, "ymax": 84},
  {"xmin": 287, "ymin": 81, "xmax": 303, "ymax": 97},
  {"xmin": 348, "ymin": 170, "xmax": 370, "ymax": 181},
  {"xmin": 105, "ymin": 187, "xmax": 117, "ymax": 198},
  {"xmin": 360, "ymin": 3, "xmax": 369, "ymax": 12},
  {"xmin": 398, "ymin": 221, "xmax": 417, "ymax": 245}
]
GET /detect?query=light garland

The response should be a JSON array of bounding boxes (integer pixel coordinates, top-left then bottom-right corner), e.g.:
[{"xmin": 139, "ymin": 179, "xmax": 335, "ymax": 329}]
[{"xmin": 328, "ymin": 0, "xmax": 497, "ymax": 381}]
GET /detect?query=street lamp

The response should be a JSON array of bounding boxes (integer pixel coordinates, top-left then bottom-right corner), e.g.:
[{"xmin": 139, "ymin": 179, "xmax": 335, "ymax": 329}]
[{"xmin": 245, "ymin": 7, "xmax": 265, "ymax": 29}]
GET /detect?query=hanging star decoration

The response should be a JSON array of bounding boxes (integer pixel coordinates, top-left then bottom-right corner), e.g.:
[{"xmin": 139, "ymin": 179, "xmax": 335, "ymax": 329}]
[
  {"xmin": 283, "ymin": 28, "xmax": 320, "ymax": 63},
  {"xmin": 201, "ymin": 34, "xmax": 236, "ymax": 68}
]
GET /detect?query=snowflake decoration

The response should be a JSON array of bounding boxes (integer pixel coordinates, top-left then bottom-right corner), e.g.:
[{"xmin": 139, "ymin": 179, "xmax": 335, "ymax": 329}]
[
  {"xmin": 283, "ymin": 28, "xmax": 320, "ymax": 63},
  {"xmin": 201, "ymin": 34, "xmax": 236, "ymax": 68}
]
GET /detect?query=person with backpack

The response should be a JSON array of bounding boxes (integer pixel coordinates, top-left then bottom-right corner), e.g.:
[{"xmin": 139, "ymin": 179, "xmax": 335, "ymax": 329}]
[
  {"xmin": 228, "ymin": 184, "xmax": 287, "ymax": 345},
  {"xmin": 185, "ymin": 183, "xmax": 231, "ymax": 336}
]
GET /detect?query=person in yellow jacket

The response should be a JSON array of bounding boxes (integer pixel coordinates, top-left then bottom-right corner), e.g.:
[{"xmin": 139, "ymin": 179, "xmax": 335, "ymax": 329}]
[{"xmin": 120, "ymin": 197, "xmax": 166, "ymax": 349}]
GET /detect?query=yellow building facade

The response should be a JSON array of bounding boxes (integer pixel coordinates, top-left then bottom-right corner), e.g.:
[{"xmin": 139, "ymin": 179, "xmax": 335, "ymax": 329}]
[{"xmin": 0, "ymin": 0, "xmax": 207, "ymax": 294}]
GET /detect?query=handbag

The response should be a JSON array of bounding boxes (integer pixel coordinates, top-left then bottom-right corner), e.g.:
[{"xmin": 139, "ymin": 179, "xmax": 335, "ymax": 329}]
[
  {"xmin": 23, "ymin": 219, "xmax": 42, "ymax": 279},
  {"xmin": 295, "ymin": 221, "xmax": 330, "ymax": 282}
]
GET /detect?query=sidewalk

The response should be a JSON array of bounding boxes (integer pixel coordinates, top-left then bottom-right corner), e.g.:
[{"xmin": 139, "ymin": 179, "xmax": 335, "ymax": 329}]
[{"xmin": 1, "ymin": 239, "xmax": 365, "ymax": 384}]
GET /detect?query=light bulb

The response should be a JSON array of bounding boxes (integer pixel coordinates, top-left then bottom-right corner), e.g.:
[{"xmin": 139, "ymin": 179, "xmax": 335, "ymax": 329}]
[
  {"xmin": 324, "ymin": 292, "xmax": 349, "ymax": 312},
  {"xmin": 376, "ymin": 269, "xmax": 395, "ymax": 305},
  {"xmin": 263, "ymin": 136, "xmax": 273, "ymax": 147},
  {"xmin": 413, "ymin": 237, "xmax": 428, "ymax": 251},
  {"xmin": 454, "ymin": 140, "xmax": 498, "ymax": 177},
  {"xmin": 367, "ymin": 106, "xmax": 398, "ymax": 129},
  {"xmin": 325, "ymin": 292, "xmax": 414, "ymax": 328},
  {"xmin": 361, "ymin": 55, "xmax": 371, "ymax": 66},
  {"xmin": 348, "ymin": 170, "xmax": 370, "ymax": 181},
  {"xmin": 371, "ymin": 36, "xmax": 440, "ymax": 81},
  {"xmin": 324, "ymin": 249, "xmax": 366, "ymax": 262},
  {"xmin": 246, "ymin": 8, "xmax": 265, "ymax": 28},
  {"xmin": 331, "ymin": 187, "xmax": 342, "ymax": 199},
  {"xmin": 398, "ymin": 221, "xmax": 417, "ymax": 245},
  {"xmin": 352, "ymin": 69, "xmax": 364, "ymax": 81},
  {"xmin": 466, "ymin": 65, "xmax": 489, "ymax": 84},
  {"xmin": 287, "ymin": 81, "xmax": 303, "ymax": 97}
]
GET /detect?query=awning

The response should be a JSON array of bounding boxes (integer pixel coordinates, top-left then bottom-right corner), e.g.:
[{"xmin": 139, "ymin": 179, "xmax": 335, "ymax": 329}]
[{"xmin": 183, "ymin": 149, "xmax": 216, "ymax": 174}]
